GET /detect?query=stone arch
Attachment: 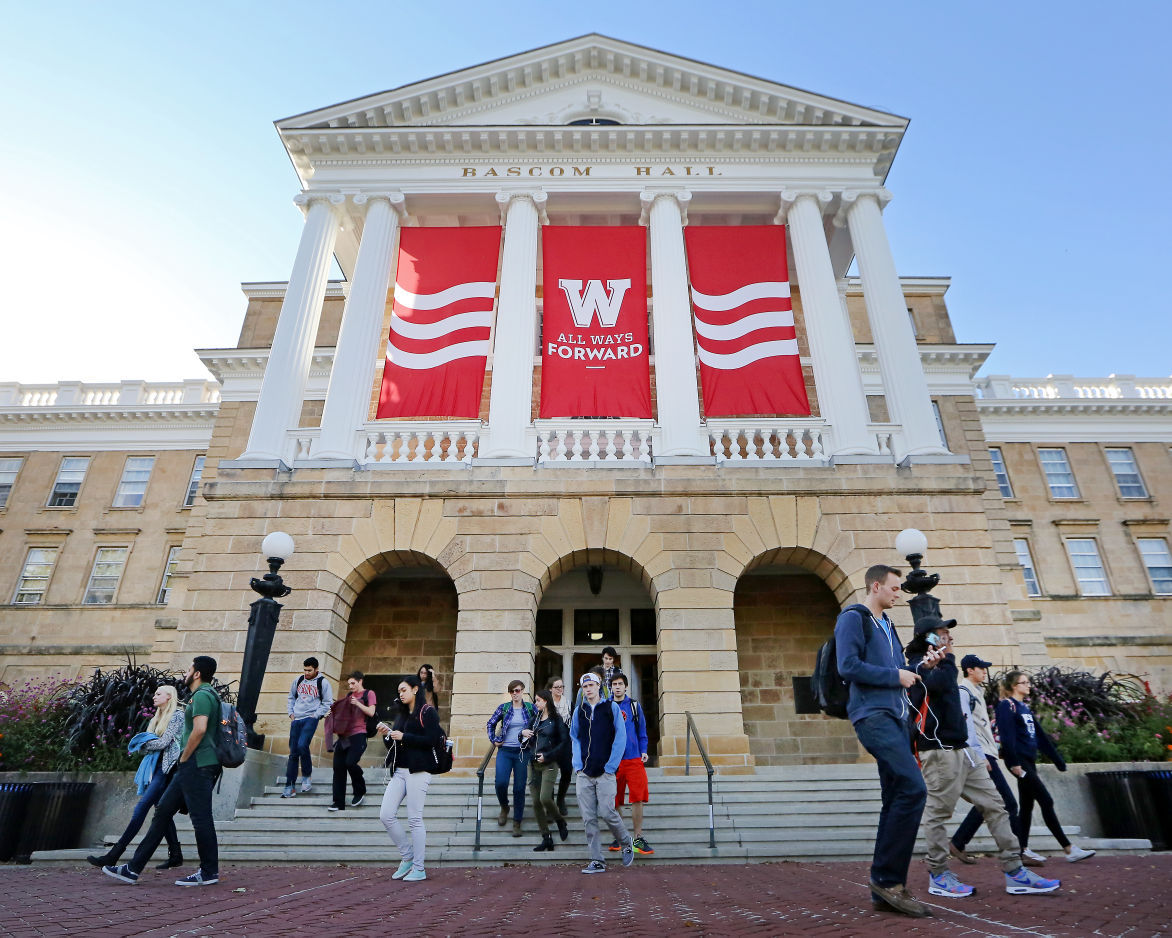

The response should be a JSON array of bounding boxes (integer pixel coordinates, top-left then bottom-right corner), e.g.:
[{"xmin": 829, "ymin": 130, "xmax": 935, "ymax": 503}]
[
  {"xmin": 742, "ymin": 545, "xmax": 857, "ymax": 608},
  {"xmin": 533, "ymin": 547, "xmax": 657, "ymax": 610}
]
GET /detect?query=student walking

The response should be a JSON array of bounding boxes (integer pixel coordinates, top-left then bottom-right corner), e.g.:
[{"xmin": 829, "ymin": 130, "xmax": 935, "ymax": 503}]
[
  {"xmin": 88, "ymin": 685, "xmax": 184, "ymax": 870},
  {"xmin": 417, "ymin": 663, "xmax": 439, "ymax": 713},
  {"xmin": 377, "ymin": 675, "xmax": 442, "ymax": 882},
  {"xmin": 571, "ymin": 671, "xmax": 634, "ymax": 874},
  {"xmin": 524, "ymin": 689, "xmax": 570, "ymax": 851},
  {"xmin": 283, "ymin": 657, "xmax": 333, "ymax": 798},
  {"xmin": 608, "ymin": 672, "xmax": 653, "ymax": 855},
  {"xmin": 102, "ymin": 656, "xmax": 223, "ymax": 886},
  {"xmin": 486, "ymin": 679, "xmax": 536, "ymax": 836},
  {"xmin": 997, "ymin": 671, "xmax": 1095, "ymax": 863},
  {"xmin": 550, "ymin": 677, "xmax": 573, "ymax": 815},
  {"xmin": 327, "ymin": 671, "xmax": 376, "ymax": 812}
]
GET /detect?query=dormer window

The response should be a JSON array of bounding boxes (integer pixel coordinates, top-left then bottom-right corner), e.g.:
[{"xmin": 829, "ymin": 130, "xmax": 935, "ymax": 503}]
[{"xmin": 568, "ymin": 117, "xmax": 621, "ymax": 125}]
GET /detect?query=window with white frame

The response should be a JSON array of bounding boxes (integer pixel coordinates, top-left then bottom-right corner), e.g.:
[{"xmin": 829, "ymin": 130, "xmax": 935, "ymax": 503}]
[
  {"xmin": 931, "ymin": 401, "xmax": 948, "ymax": 448},
  {"xmin": 907, "ymin": 307, "xmax": 918, "ymax": 338},
  {"xmin": 989, "ymin": 447, "xmax": 1014, "ymax": 498},
  {"xmin": 113, "ymin": 456, "xmax": 155, "ymax": 508},
  {"xmin": 1105, "ymin": 448, "xmax": 1148, "ymax": 498},
  {"xmin": 1013, "ymin": 538, "xmax": 1042, "ymax": 596},
  {"xmin": 1064, "ymin": 538, "xmax": 1111, "ymax": 596},
  {"xmin": 1039, "ymin": 448, "xmax": 1080, "ymax": 498},
  {"xmin": 48, "ymin": 457, "xmax": 90, "ymax": 507},
  {"xmin": 13, "ymin": 547, "xmax": 58, "ymax": 604},
  {"xmin": 157, "ymin": 546, "xmax": 182, "ymax": 604},
  {"xmin": 0, "ymin": 457, "xmax": 23, "ymax": 508},
  {"xmin": 83, "ymin": 547, "xmax": 129, "ymax": 604},
  {"xmin": 1137, "ymin": 538, "xmax": 1172, "ymax": 595},
  {"xmin": 184, "ymin": 455, "xmax": 205, "ymax": 507}
]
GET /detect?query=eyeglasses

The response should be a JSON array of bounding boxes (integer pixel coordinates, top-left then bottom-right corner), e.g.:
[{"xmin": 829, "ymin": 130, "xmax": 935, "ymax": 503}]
[
  {"xmin": 552, "ymin": 684, "xmax": 564, "ymax": 689},
  {"xmin": 1015, "ymin": 680, "xmax": 1031, "ymax": 686},
  {"xmin": 511, "ymin": 688, "xmax": 524, "ymax": 693}
]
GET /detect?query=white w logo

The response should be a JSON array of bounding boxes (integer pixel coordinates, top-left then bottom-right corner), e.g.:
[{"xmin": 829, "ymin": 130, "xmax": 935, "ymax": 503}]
[{"xmin": 557, "ymin": 278, "xmax": 631, "ymax": 329}]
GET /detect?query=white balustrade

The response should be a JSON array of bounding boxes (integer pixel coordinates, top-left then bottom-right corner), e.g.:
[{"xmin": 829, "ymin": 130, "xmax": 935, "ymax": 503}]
[
  {"xmin": 361, "ymin": 423, "xmax": 479, "ymax": 467},
  {"xmin": 5, "ymin": 381, "xmax": 220, "ymax": 409},
  {"xmin": 707, "ymin": 421, "xmax": 830, "ymax": 464},
  {"xmin": 974, "ymin": 375, "xmax": 1172, "ymax": 402},
  {"xmin": 536, "ymin": 421, "xmax": 655, "ymax": 465}
]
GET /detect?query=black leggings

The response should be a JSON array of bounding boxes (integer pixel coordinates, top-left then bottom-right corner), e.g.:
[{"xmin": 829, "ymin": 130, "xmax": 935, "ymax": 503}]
[{"xmin": 1015, "ymin": 759, "xmax": 1070, "ymax": 850}]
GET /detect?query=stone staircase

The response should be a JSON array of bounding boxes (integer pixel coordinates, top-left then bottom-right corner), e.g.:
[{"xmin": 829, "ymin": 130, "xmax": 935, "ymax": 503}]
[{"xmin": 37, "ymin": 763, "xmax": 1151, "ymax": 865}]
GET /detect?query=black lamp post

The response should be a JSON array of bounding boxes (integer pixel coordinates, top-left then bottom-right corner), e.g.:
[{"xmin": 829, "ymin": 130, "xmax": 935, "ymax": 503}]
[
  {"xmin": 896, "ymin": 528, "xmax": 941, "ymax": 628},
  {"xmin": 238, "ymin": 531, "xmax": 294, "ymax": 750}
]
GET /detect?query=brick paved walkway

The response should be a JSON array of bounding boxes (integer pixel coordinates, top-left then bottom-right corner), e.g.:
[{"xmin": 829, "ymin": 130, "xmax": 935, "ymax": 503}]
[{"xmin": 1, "ymin": 855, "xmax": 1168, "ymax": 937}]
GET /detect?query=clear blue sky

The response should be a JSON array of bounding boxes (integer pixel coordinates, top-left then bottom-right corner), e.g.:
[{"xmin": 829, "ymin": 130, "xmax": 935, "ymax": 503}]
[{"xmin": 2, "ymin": 1, "xmax": 1168, "ymax": 384}]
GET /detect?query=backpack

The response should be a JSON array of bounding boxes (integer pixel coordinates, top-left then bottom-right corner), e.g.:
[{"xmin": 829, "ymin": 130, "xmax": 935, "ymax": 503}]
[
  {"xmin": 363, "ymin": 690, "xmax": 379, "ymax": 738},
  {"xmin": 295, "ymin": 674, "xmax": 324, "ymax": 700},
  {"xmin": 421, "ymin": 704, "xmax": 453, "ymax": 774},
  {"xmin": 811, "ymin": 605, "xmax": 871, "ymax": 719},
  {"xmin": 212, "ymin": 696, "xmax": 247, "ymax": 769}
]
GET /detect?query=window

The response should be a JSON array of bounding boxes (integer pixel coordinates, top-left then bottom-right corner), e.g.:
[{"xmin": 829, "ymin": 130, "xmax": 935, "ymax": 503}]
[
  {"xmin": 1137, "ymin": 538, "xmax": 1172, "ymax": 595},
  {"xmin": 1105, "ymin": 448, "xmax": 1148, "ymax": 498},
  {"xmin": 1064, "ymin": 538, "xmax": 1110, "ymax": 596},
  {"xmin": 83, "ymin": 547, "xmax": 129, "ymax": 604},
  {"xmin": 184, "ymin": 455, "xmax": 205, "ymax": 507},
  {"xmin": 13, "ymin": 547, "xmax": 57, "ymax": 604},
  {"xmin": 907, "ymin": 307, "xmax": 918, "ymax": 338},
  {"xmin": 573, "ymin": 609, "xmax": 619, "ymax": 644},
  {"xmin": 989, "ymin": 447, "xmax": 1014, "ymax": 498},
  {"xmin": 156, "ymin": 546, "xmax": 182, "ymax": 604},
  {"xmin": 1013, "ymin": 538, "xmax": 1041, "ymax": 596},
  {"xmin": 931, "ymin": 402, "xmax": 948, "ymax": 449},
  {"xmin": 568, "ymin": 117, "xmax": 620, "ymax": 125},
  {"xmin": 113, "ymin": 456, "xmax": 155, "ymax": 508},
  {"xmin": 1039, "ymin": 448, "xmax": 1079, "ymax": 499},
  {"xmin": 630, "ymin": 608, "xmax": 656, "ymax": 645},
  {"xmin": 48, "ymin": 457, "xmax": 89, "ymax": 507},
  {"xmin": 0, "ymin": 457, "xmax": 23, "ymax": 508},
  {"xmin": 535, "ymin": 609, "xmax": 563, "ymax": 646}
]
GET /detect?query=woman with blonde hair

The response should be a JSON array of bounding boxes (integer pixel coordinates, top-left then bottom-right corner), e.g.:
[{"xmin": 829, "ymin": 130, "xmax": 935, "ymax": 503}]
[{"xmin": 87, "ymin": 684, "xmax": 185, "ymax": 870}]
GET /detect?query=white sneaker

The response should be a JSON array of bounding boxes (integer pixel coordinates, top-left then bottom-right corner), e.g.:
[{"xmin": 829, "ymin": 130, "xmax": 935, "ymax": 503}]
[
  {"xmin": 391, "ymin": 859, "xmax": 413, "ymax": 880},
  {"xmin": 1021, "ymin": 847, "xmax": 1047, "ymax": 864},
  {"xmin": 300, "ymin": 777, "xmax": 313, "ymax": 793},
  {"xmin": 1065, "ymin": 844, "xmax": 1095, "ymax": 862}
]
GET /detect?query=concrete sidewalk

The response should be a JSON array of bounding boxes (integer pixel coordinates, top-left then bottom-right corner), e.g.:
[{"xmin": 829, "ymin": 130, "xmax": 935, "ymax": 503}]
[{"xmin": 2, "ymin": 855, "xmax": 1167, "ymax": 937}]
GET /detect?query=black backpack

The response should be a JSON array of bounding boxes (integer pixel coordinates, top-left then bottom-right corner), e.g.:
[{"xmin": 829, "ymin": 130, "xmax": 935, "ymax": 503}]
[
  {"xmin": 210, "ymin": 693, "xmax": 247, "ymax": 768},
  {"xmin": 812, "ymin": 605, "xmax": 871, "ymax": 719},
  {"xmin": 421, "ymin": 705, "xmax": 454, "ymax": 774},
  {"xmin": 362, "ymin": 690, "xmax": 379, "ymax": 738}
]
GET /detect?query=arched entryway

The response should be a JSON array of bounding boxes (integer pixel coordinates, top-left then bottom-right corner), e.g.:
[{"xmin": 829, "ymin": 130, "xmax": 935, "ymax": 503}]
[
  {"xmin": 535, "ymin": 561, "xmax": 660, "ymax": 762},
  {"xmin": 735, "ymin": 559, "xmax": 862, "ymax": 766}
]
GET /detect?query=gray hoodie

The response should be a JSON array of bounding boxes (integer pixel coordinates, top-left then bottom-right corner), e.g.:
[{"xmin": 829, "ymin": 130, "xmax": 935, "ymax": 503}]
[{"xmin": 288, "ymin": 673, "xmax": 333, "ymax": 720}]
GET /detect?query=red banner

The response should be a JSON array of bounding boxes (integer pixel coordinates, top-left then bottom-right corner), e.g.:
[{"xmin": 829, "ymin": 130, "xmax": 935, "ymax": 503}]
[
  {"xmin": 684, "ymin": 225, "xmax": 811, "ymax": 418},
  {"xmin": 539, "ymin": 226, "xmax": 651, "ymax": 418},
  {"xmin": 376, "ymin": 227, "xmax": 501, "ymax": 419}
]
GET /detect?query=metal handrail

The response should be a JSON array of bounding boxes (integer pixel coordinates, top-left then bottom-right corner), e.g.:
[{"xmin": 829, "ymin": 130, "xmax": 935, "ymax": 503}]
[
  {"xmin": 683, "ymin": 711, "xmax": 716, "ymax": 848},
  {"xmin": 473, "ymin": 744, "xmax": 496, "ymax": 852}
]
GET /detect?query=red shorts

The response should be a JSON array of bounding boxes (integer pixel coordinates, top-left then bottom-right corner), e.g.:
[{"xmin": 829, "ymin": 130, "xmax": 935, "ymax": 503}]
[{"xmin": 615, "ymin": 757, "xmax": 649, "ymax": 805}]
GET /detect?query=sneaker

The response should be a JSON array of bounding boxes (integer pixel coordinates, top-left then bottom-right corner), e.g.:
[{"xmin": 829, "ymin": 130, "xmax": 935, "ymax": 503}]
[
  {"xmin": 102, "ymin": 864, "xmax": 139, "ymax": 885},
  {"xmin": 351, "ymin": 794, "xmax": 365, "ymax": 807},
  {"xmin": 1065, "ymin": 844, "xmax": 1095, "ymax": 863},
  {"xmin": 869, "ymin": 881, "xmax": 932, "ymax": 918},
  {"xmin": 175, "ymin": 871, "xmax": 219, "ymax": 887},
  {"xmin": 328, "ymin": 805, "xmax": 341, "ymax": 812},
  {"xmin": 608, "ymin": 839, "xmax": 621, "ymax": 851},
  {"xmin": 949, "ymin": 842, "xmax": 977, "ymax": 864},
  {"xmin": 632, "ymin": 836, "xmax": 654, "ymax": 855},
  {"xmin": 1006, "ymin": 867, "xmax": 1060, "ymax": 894},
  {"xmin": 281, "ymin": 785, "xmax": 295, "ymax": 798},
  {"xmin": 581, "ymin": 860, "xmax": 607, "ymax": 874},
  {"xmin": 391, "ymin": 859, "xmax": 413, "ymax": 880},
  {"xmin": 621, "ymin": 841, "xmax": 635, "ymax": 867},
  {"xmin": 300, "ymin": 777, "xmax": 313, "ymax": 793},
  {"xmin": 403, "ymin": 868, "xmax": 427, "ymax": 882},
  {"xmin": 1021, "ymin": 847, "xmax": 1047, "ymax": 866},
  {"xmin": 928, "ymin": 870, "xmax": 974, "ymax": 898}
]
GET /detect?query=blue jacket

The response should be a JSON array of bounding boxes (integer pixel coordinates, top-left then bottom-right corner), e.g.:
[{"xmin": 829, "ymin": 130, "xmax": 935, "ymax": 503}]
[
  {"xmin": 995, "ymin": 698, "xmax": 1065, "ymax": 770},
  {"xmin": 571, "ymin": 698, "xmax": 626, "ymax": 776},
  {"xmin": 834, "ymin": 603, "xmax": 908, "ymax": 724},
  {"xmin": 486, "ymin": 700, "xmax": 536, "ymax": 747},
  {"xmin": 615, "ymin": 697, "xmax": 648, "ymax": 760},
  {"xmin": 129, "ymin": 732, "xmax": 160, "ymax": 795}
]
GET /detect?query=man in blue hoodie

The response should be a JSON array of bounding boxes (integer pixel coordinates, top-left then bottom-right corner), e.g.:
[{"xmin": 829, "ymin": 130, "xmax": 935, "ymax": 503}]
[
  {"xmin": 835, "ymin": 564, "xmax": 938, "ymax": 918},
  {"xmin": 571, "ymin": 671, "xmax": 634, "ymax": 873}
]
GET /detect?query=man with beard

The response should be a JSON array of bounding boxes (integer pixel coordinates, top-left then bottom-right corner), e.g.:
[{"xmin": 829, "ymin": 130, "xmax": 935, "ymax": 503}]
[{"xmin": 103, "ymin": 655, "xmax": 223, "ymax": 886}]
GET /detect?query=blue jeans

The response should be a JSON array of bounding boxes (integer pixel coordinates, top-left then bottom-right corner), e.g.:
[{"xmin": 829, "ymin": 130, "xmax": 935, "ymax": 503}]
[
  {"xmin": 952, "ymin": 754, "xmax": 1021, "ymax": 849},
  {"xmin": 494, "ymin": 746, "xmax": 528, "ymax": 822},
  {"xmin": 106, "ymin": 763, "xmax": 179, "ymax": 862},
  {"xmin": 854, "ymin": 713, "xmax": 927, "ymax": 888},
  {"xmin": 130, "ymin": 760, "xmax": 220, "ymax": 878},
  {"xmin": 286, "ymin": 717, "xmax": 319, "ymax": 785}
]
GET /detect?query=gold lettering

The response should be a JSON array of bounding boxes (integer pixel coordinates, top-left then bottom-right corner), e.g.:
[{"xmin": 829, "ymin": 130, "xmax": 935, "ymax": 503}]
[
  {"xmin": 635, "ymin": 167, "xmax": 650, "ymax": 176},
  {"xmin": 507, "ymin": 167, "xmax": 521, "ymax": 176},
  {"xmin": 661, "ymin": 167, "xmax": 675, "ymax": 176},
  {"xmin": 572, "ymin": 166, "xmax": 590, "ymax": 176},
  {"xmin": 529, "ymin": 167, "xmax": 541, "ymax": 176},
  {"xmin": 684, "ymin": 167, "xmax": 693, "ymax": 175},
  {"xmin": 462, "ymin": 168, "xmax": 477, "ymax": 177},
  {"xmin": 549, "ymin": 166, "xmax": 565, "ymax": 176},
  {"xmin": 484, "ymin": 168, "xmax": 498, "ymax": 177},
  {"xmin": 707, "ymin": 166, "xmax": 719, "ymax": 176}
]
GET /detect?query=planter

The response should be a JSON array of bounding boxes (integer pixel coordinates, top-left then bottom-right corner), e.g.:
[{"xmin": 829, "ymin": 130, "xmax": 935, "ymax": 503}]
[
  {"xmin": 1086, "ymin": 770, "xmax": 1164, "ymax": 850},
  {"xmin": 0, "ymin": 782, "xmax": 35, "ymax": 861},
  {"xmin": 1143, "ymin": 770, "xmax": 1172, "ymax": 850},
  {"xmin": 12, "ymin": 782, "xmax": 95, "ymax": 862}
]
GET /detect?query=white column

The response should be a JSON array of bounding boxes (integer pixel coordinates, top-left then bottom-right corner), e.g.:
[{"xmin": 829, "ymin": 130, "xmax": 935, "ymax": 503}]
[
  {"xmin": 778, "ymin": 190, "xmax": 876, "ymax": 455},
  {"xmin": 640, "ymin": 189, "xmax": 707, "ymax": 458},
  {"xmin": 481, "ymin": 189, "xmax": 546, "ymax": 459},
  {"xmin": 313, "ymin": 192, "xmax": 406, "ymax": 461},
  {"xmin": 841, "ymin": 189, "xmax": 947, "ymax": 456},
  {"xmin": 240, "ymin": 191, "xmax": 343, "ymax": 462}
]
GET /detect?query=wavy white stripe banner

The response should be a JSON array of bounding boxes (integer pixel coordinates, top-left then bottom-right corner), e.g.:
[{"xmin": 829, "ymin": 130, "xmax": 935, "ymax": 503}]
[
  {"xmin": 384, "ymin": 339, "xmax": 493, "ymax": 370},
  {"xmin": 390, "ymin": 309, "xmax": 494, "ymax": 341},
  {"xmin": 692, "ymin": 308, "xmax": 796, "ymax": 342},
  {"xmin": 696, "ymin": 339, "xmax": 800, "ymax": 370},
  {"xmin": 689, "ymin": 281, "xmax": 791, "ymax": 310},
  {"xmin": 392, "ymin": 281, "xmax": 497, "ymax": 311}
]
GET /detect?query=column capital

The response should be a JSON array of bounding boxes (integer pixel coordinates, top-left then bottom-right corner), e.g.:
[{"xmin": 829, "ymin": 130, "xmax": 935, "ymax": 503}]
[
  {"xmin": 833, "ymin": 187, "xmax": 892, "ymax": 227},
  {"xmin": 775, "ymin": 188, "xmax": 833, "ymax": 224},
  {"xmin": 353, "ymin": 190, "xmax": 407, "ymax": 218},
  {"xmin": 495, "ymin": 189, "xmax": 548, "ymax": 225},
  {"xmin": 293, "ymin": 190, "xmax": 346, "ymax": 214},
  {"xmin": 639, "ymin": 188, "xmax": 691, "ymax": 225}
]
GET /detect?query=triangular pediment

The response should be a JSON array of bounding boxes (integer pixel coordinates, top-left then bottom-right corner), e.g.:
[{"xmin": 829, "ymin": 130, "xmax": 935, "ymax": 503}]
[{"xmin": 278, "ymin": 34, "xmax": 907, "ymax": 132}]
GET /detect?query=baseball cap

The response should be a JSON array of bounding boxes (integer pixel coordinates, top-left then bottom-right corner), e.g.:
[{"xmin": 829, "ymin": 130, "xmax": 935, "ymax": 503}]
[
  {"xmin": 960, "ymin": 654, "xmax": 992, "ymax": 671},
  {"xmin": 912, "ymin": 614, "xmax": 958, "ymax": 637},
  {"xmin": 579, "ymin": 672, "xmax": 601, "ymax": 687}
]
